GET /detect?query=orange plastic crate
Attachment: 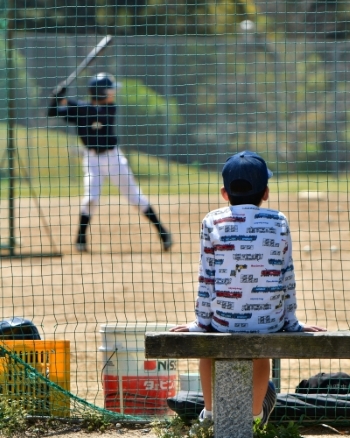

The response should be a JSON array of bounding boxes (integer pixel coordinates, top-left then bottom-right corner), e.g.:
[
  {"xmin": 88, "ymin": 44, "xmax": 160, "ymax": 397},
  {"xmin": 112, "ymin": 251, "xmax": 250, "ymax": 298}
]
[{"xmin": 0, "ymin": 340, "xmax": 70, "ymax": 417}]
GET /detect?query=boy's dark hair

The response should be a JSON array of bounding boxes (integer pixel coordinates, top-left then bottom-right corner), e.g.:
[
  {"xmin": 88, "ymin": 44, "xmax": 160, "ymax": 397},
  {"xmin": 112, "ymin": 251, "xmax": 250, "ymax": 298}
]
[{"xmin": 227, "ymin": 179, "xmax": 266, "ymax": 206}]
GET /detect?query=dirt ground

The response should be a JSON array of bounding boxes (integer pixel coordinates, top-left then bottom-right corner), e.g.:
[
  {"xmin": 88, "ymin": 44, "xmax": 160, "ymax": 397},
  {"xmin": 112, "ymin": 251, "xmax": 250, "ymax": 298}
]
[
  {"xmin": 1, "ymin": 191, "xmax": 350, "ymax": 437},
  {"xmin": 35, "ymin": 423, "xmax": 350, "ymax": 437}
]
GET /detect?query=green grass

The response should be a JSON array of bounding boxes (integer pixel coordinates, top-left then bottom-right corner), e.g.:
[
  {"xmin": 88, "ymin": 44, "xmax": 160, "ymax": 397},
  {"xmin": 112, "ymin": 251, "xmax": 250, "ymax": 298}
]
[
  {"xmin": 0, "ymin": 124, "xmax": 223, "ymax": 198},
  {"xmin": 151, "ymin": 416, "xmax": 305, "ymax": 438},
  {"xmin": 0, "ymin": 123, "xmax": 349, "ymax": 199}
]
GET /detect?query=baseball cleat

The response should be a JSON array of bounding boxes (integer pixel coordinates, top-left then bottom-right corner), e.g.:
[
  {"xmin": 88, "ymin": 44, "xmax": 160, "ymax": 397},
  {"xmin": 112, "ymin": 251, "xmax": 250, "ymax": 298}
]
[
  {"xmin": 75, "ymin": 234, "xmax": 87, "ymax": 252},
  {"xmin": 75, "ymin": 242, "xmax": 87, "ymax": 252},
  {"xmin": 161, "ymin": 232, "xmax": 173, "ymax": 251}
]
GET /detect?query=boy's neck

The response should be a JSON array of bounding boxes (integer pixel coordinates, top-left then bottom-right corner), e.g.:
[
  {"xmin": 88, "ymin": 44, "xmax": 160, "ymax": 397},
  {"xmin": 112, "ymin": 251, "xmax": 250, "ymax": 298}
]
[{"xmin": 230, "ymin": 203, "xmax": 261, "ymax": 207}]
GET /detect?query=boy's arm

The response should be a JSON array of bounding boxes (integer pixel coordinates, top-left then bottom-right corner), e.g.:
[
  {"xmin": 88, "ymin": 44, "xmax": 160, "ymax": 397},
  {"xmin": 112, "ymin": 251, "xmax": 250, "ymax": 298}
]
[
  {"xmin": 189, "ymin": 217, "xmax": 214, "ymax": 332},
  {"xmin": 302, "ymin": 324, "xmax": 326, "ymax": 332},
  {"xmin": 282, "ymin": 231, "xmax": 326, "ymax": 332},
  {"xmin": 47, "ymin": 84, "xmax": 67, "ymax": 117},
  {"xmin": 170, "ymin": 324, "xmax": 191, "ymax": 332},
  {"xmin": 281, "ymin": 223, "xmax": 304, "ymax": 332},
  {"xmin": 170, "ymin": 217, "xmax": 214, "ymax": 333},
  {"xmin": 282, "ymin": 269, "xmax": 303, "ymax": 332}
]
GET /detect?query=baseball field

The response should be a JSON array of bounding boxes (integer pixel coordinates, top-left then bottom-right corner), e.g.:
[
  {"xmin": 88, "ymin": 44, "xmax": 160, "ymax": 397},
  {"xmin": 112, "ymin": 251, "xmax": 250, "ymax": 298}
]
[{"xmin": 1, "ymin": 180, "xmax": 349, "ymax": 411}]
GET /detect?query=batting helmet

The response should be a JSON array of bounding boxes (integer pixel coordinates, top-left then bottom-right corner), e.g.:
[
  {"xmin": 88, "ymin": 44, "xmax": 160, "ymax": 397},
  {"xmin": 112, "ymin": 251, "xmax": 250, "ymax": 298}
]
[{"xmin": 88, "ymin": 72, "xmax": 117, "ymax": 100}]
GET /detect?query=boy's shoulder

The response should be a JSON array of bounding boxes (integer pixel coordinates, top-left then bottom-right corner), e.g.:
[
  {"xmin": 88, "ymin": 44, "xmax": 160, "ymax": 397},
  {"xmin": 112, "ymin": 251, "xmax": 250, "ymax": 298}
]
[
  {"xmin": 204, "ymin": 206, "xmax": 233, "ymax": 223},
  {"xmin": 205, "ymin": 205, "xmax": 287, "ymax": 221},
  {"xmin": 252, "ymin": 206, "xmax": 288, "ymax": 221}
]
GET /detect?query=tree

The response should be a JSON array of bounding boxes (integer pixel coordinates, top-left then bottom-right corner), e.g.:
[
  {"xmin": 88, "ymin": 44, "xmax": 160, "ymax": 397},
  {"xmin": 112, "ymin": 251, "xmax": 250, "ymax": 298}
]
[{"xmin": 13, "ymin": 0, "xmax": 259, "ymax": 36}]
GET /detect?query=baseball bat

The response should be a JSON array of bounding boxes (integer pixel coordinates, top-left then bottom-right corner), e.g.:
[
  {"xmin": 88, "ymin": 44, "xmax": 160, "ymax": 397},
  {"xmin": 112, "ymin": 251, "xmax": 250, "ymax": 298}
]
[{"xmin": 53, "ymin": 35, "xmax": 113, "ymax": 93}]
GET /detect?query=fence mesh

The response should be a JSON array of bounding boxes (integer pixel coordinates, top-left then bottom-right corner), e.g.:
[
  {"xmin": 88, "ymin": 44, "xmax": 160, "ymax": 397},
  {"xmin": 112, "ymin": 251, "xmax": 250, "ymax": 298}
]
[{"xmin": 1, "ymin": 0, "xmax": 350, "ymax": 426}]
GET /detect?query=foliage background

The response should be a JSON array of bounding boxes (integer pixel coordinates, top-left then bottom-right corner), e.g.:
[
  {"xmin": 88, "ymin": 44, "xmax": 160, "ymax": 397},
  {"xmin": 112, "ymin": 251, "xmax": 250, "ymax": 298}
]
[{"xmin": 2, "ymin": 0, "xmax": 350, "ymax": 172}]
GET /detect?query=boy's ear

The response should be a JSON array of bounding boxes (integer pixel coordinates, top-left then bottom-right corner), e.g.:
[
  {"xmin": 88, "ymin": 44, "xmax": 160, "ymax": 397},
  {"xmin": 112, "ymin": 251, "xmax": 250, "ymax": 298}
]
[
  {"xmin": 221, "ymin": 186, "xmax": 229, "ymax": 201},
  {"xmin": 263, "ymin": 187, "xmax": 269, "ymax": 201}
]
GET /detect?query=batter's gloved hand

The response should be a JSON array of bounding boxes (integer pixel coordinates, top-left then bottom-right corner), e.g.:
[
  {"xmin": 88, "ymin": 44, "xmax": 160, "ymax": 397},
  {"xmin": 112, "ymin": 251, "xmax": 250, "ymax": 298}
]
[
  {"xmin": 47, "ymin": 83, "xmax": 67, "ymax": 117},
  {"xmin": 50, "ymin": 82, "xmax": 67, "ymax": 99}
]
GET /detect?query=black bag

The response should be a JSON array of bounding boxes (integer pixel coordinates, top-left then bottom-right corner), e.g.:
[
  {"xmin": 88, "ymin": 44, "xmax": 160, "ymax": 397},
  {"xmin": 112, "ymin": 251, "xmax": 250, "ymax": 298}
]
[
  {"xmin": 0, "ymin": 317, "xmax": 41, "ymax": 340},
  {"xmin": 167, "ymin": 391, "xmax": 204, "ymax": 423},
  {"xmin": 296, "ymin": 372, "xmax": 350, "ymax": 395},
  {"xmin": 168, "ymin": 373, "xmax": 350, "ymax": 423}
]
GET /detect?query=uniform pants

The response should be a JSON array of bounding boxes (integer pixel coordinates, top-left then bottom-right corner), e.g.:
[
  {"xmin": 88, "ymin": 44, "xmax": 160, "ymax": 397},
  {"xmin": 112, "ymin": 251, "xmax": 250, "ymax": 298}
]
[{"xmin": 80, "ymin": 148, "xmax": 150, "ymax": 216}]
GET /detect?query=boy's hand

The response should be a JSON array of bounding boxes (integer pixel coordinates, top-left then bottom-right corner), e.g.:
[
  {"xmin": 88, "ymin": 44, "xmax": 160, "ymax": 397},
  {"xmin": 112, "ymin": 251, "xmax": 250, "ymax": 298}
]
[
  {"xmin": 302, "ymin": 325, "xmax": 327, "ymax": 332},
  {"xmin": 169, "ymin": 324, "xmax": 190, "ymax": 332}
]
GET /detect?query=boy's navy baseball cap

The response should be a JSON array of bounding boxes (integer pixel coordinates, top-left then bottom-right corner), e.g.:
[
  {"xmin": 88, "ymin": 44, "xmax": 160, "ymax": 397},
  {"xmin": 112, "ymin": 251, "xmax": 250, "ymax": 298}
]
[{"xmin": 222, "ymin": 150, "xmax": 273, "ymax": 196}]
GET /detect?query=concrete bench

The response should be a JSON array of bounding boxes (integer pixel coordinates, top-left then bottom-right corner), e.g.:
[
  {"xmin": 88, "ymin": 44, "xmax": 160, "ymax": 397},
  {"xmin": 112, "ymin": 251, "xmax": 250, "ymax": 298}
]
[{"xmin": 145, "ymin": 331, "xmax": 350, "ymax": 438}]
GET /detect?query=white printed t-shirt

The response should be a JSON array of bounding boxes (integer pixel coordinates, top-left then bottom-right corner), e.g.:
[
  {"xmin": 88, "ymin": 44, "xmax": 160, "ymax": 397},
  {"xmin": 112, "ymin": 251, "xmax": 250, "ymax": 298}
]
[{"xmin": 188, "ymin": 204, "xmax": 303, "ymax": 334}]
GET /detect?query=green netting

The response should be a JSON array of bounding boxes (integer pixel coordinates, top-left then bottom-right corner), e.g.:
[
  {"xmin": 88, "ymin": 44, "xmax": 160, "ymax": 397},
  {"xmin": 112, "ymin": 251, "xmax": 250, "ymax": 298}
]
[
  {"xmin": 0, "ymin": 0, "xmax": 350, "ymax": 428},
  {"xmin": 0, "ymin": 344, "xmax": 146, "ymax": 422}
]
